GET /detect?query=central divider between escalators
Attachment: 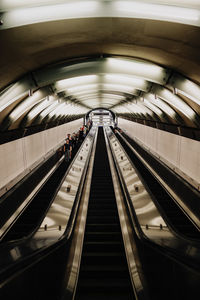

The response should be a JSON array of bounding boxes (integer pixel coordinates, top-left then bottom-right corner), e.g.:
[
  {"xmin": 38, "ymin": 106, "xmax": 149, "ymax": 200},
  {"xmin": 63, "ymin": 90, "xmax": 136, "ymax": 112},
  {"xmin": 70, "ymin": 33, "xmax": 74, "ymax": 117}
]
[{"xmin": 75, "ymin": 127, "xmax": 134, "ymax": 300}]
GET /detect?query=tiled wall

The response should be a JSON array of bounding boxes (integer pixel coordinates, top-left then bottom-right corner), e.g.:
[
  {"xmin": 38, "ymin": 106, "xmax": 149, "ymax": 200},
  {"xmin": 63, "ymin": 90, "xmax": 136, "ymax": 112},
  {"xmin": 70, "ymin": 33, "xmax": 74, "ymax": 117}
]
[
  {"xmin": 118, "ymin": 118, "xmax": 200, "ymax": 190},
  {"xmin": 0, "ymin": 118, "xmax": 83, "ymax": 194}
]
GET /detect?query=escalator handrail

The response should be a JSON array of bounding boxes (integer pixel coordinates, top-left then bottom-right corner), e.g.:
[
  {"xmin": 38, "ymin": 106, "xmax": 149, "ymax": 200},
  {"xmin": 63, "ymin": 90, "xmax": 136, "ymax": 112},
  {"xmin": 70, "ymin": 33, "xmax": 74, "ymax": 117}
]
[
  {"xmin": 106, "ymin": 128, "xmax": 200, "ymax": 273},
  {"xmin": 0, "ymin": 129, "xmax": 96, "ymax": 282},
  {"xmin": 120, "ymin": 129, "xmax": 200, "ymax": 230}
]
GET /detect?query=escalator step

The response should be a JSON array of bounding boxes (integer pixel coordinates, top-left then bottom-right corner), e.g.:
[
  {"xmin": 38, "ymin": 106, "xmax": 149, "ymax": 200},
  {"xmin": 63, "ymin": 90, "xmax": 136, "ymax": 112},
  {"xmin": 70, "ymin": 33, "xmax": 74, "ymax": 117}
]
[
  {"xmin": 84, "ymin": 232, "xmax": 121, "ymax": 241},
  {"xmin": 81, "ymin": 252, "xmax": 126, "ymax": 265},
  {"xmin": 75, "ymin": 128, "xmax": 134, "ymax": 300},
  {"xmin": 77, "ymin": 276, "xmax": 131, "ymax": 289},
  {"xmin": 75, "ymin": 290, "xmax": 134, "ymax": 300},
  {"xmin": 88, "ymin": 202, "xmax": 117, "ymax": 208},
  {"xmin": 80, "ymin": 264, "xmax": 128, "ymax": 273},
  {"xmin": 85, "ymin": 224, "xmax": 120, "ymax": 232},
  {"xmin": 86, "ymin": 216, "xmax": 119, "ymax": 224},
  {"xmin": 87, "ymin": 209, "xmax": 118, "ymax": 216},
  {"xmin": 83, "ymin": 241, "xmax": 123, "ymax": 252}
]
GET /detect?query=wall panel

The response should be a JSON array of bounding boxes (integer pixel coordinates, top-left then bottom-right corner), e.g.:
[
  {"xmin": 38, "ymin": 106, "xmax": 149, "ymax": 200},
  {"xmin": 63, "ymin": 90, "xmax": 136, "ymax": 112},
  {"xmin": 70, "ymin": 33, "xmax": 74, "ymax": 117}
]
[
  {"xmin": 0, "ymin": 118, "xmax": 83, "ymax": 195},
  {"xmin": 118, "ymin": 118, "xmax": 200, "ymax": 190},
  {"xmin": 24, "ymin": 131, "xmax": 46, "ymax": 169}
]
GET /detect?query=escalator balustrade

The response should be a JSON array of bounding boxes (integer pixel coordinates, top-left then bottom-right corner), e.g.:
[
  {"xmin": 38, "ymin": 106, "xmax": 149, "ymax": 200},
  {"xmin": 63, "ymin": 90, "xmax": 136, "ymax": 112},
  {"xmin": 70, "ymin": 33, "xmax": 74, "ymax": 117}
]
[{"xmin": 75, "ymin": 127, "xmax": 134, "ymax": 300}]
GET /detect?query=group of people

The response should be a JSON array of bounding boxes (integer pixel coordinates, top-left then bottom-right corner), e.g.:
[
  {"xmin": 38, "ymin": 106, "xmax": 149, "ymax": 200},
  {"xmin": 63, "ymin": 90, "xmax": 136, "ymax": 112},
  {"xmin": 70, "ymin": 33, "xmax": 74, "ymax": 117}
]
[{"xmin": 63, "ymin": 122, "xmax": 92, "ymax": 162}]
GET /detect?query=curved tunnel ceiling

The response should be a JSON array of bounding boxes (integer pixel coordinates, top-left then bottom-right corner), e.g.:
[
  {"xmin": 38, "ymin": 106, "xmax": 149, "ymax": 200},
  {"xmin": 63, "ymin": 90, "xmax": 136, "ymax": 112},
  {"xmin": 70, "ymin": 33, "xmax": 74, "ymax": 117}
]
[{"xmin": 1, "ymin": 0, "xmax": 200, "ymax": 132}]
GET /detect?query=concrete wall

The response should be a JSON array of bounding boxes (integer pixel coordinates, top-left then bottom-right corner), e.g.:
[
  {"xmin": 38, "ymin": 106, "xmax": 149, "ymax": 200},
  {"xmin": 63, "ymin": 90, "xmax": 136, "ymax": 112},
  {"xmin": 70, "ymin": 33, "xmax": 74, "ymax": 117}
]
[
  {"xmin": 0, "ymin": 118, "xmax": 83, "ymax": 195},
  {"xmin": 118, "ymin": 118, "xmax": 200, "ymax": 191}
]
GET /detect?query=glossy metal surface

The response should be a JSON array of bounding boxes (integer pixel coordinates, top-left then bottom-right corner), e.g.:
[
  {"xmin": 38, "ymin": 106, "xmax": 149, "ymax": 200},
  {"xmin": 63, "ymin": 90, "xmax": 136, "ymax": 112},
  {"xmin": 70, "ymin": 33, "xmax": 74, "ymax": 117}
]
[
  {"xmin": 106, "ymin": 127, "xmax": 167, "ymax": 230},
  {"xmin": 34, "ymin": 127, "xmax": 97, "ymax": 240},
  {"xmin": 104, "ymin": 127, "xmax": 149, "ymax": 300},
  {"xmin": 64, "ymin": 127, "xmax": 98, "ymax": 298},
  {"xmin": 118, "ymin": 130, "xmax": 200, "ymax": 230},
  {"xmin": 0, "ymin": 154, "xmax": 64, "ymax": 240},
  {"xmin": 105, "ymin": 126, "xmax": 200, "ymax": 265},
  {"xmin": 0, "ymin": 127, "xmax": 97, "ymax": 272}
]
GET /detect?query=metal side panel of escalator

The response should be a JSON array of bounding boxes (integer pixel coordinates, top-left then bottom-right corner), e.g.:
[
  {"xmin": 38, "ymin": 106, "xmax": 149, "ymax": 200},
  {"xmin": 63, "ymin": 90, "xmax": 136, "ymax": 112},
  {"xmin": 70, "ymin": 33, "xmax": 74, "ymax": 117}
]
[{"xmin": 74, "ymin": 127, "xmax": 135, "ymax": 300}]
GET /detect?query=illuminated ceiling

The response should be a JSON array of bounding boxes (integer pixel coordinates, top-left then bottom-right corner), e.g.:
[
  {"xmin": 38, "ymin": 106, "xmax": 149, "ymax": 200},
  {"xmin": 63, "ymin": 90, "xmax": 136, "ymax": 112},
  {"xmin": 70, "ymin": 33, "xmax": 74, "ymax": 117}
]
[{"xmin": 1, "ymin": 0, "xmax": 200, "ymax": 131}]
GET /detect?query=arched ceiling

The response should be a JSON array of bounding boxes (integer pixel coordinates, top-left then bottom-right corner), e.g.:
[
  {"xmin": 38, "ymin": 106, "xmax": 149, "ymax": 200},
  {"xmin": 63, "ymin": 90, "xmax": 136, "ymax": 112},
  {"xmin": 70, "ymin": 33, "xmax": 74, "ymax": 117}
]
[{"xmin": 1, "ymin": 0, "xmax": 200, "ymax": 132}]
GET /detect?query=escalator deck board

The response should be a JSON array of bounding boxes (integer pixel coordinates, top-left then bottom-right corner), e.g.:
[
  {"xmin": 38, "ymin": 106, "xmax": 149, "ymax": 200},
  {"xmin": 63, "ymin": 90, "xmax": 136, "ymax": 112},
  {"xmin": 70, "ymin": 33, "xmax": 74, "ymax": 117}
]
[{"xmin": 75, "ymin": 127, "xmax": 134, "ymax": 300}]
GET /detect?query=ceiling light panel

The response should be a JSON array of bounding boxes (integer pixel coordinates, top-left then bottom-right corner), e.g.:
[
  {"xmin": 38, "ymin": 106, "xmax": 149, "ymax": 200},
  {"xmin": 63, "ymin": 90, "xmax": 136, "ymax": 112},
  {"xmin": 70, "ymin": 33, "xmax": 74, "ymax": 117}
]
[
  {"xmin": 55, "ymin": 75, "xmax": 98, "ymax": 92},
  {"xmin": 66, "ymin": 83, "xmax": 139, "ymax": 96},
  {"xmin": 32, "ymin": 58, "xmax": 168, "ymax": 87},
  {"xmin": 106, "ymin": 58, "xmax": 169, "ymax": 85},
  {"xmin": 104, "ymin": 74, "xmax": 150, "ymax": 91},
  {"xmin": 8, "ymin": 90, "xmax": 44, "ymax": 120},
  {"xmin": 0, "ymin": 78, "xmax": 35, "ymax": 113},
  {"xmin": 39, "ymin": 101, "xmax": 60, "ymax": 119},
  {"xmin": 77, "ymin": 93, "xmax": 125, "ymax": 101},
  {"xmin": 48, "ymin": 103, "xmax": 66, "ymax": 118},
  {"xmin": 169, "ymin": 74, "xmax": 200, "ymax": 106},
  {"xmin": 145, "ymin": 93, "xmax": 176, "ymax": 118},
  {"xmin": 143, "ymin": 99, "xmax": 163, "ymax": 116},
  {"xmin": 25, "ymin": 98, "xmax": 54, "ymax": 121},
  {"xmin": 1, "ymin": 1, "xmax": 100, "ymax": 29},
  {"xmin": 133, "ymin": 102, "xmax": 154, "ymax": 116},
  {"xmin": 155, "ymin": 87, "xmax": 196, "ymax": 119},
  {"xmin": 114, "ymin": 1, "xmax": 200, "ymax": 25},
  {"xmin": 1, "ymin": 0, "xmax": 200, "ymax": 29}
]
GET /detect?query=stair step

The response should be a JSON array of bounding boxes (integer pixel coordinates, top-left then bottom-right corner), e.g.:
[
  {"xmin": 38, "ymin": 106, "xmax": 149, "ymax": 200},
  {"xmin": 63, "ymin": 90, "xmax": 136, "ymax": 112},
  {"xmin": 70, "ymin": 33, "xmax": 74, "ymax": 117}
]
[
  {"xmin": 83, "ymin": 241, "xmax": 123, "ymax": 252},
  {"xmin": 86, "ymin": 215, "xmax": 119, "ymax": 224},
  {"xmin": 77, "ymin": 276, "xmax": 131, "ymax": 289},
  {"xmin": 87, "ymin": 209, "xmax": 118, "ymax": 216},
  {"xmin": 79, "ymin": 268, "xmax": 129, "ymax": 280},
  {"xmin": 75, "ymin": 290, "xmax": 134, "ymax": 300},
  {"xmin": 88, "ymin": 203, "xmax": 117, "ymax": 209},
  {"xmin": 80, "ymin": 264, "xmax": 128, "ymax": 273},
  {"xmin": 85, "ymin": 224, "xmax": 121, "ymax": 232},
  {"xmin": 75, "ymin": 128, "xmax": 134, "ymax": 300},
  {"xmin": 81, "ymin": 252, "xmax": 126, "ymax": 265},
  {"xmin": 84, "ymin": 232, "xmax": 122, "ymax": 242}
]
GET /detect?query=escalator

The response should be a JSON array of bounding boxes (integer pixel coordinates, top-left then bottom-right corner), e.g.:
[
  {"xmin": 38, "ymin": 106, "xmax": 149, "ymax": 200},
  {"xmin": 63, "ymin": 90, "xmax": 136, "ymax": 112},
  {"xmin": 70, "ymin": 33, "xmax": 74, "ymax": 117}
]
[
  {"xmin": 1, "ymin": 140, "xmax": 82, "ymax": 242},
  {"xmin": 75, "ymin": 127, "xmax": 135, "ymax": 300},
  {"xmin": 115, "ymin": 131, "xmax": 200, "ymax": 240},
  {"xmin": 0, "ymin": 127, "xmax": 199, "ymax": 300},
  {"xmin": 2, "ymin": 160, "xmax": 69, "ymax": 241}
]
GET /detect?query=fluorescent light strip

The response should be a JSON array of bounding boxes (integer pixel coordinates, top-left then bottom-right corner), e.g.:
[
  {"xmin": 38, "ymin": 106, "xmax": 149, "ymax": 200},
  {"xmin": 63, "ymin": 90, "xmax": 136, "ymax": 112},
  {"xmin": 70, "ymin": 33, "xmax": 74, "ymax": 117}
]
[
  {"xmin": 157, "ymin": 88, "xmax": 196, "ymax": 119},
  {"xmin": 77, "ymin": 94, "xmax": 125, "ymax": 101},
  {"xmin": 1, "ymin": 1, "xmax": 200, "ymax": 30},
  {"xmin": 173, "ymin": 77, "xmax": 200, "ymax": 106},
  {"xmin": 134, "ymin": 102, "xmax": 154, "ymax": 116},
  {"xmin": 26, "ymin": 98, "xmax": 54, "ymax": 120},
  {"xmin": 0, "ymin": 81, "xmax": 29, "ymax": 113},
  {"xmin": 83, "ymin": 98, "xmax": 121, "ymax": 104},
  {"xmin": 1, "ymin": 0, "xmax": 71, "ymax": 10},
  {"xmin": 56, "ymin": 74, "xmax": 149, "ymax": 93},
  {"xmin": 1, "ymin": 1, "xmax": 100, "ymax": 29},
  {"xmin": 114, "ymin": 1, "xmax": 200, "ymax": 24},
  {"xmin": 66, "ymin": 83, "xmax": 139, "ymax": 95},
  {"xmin": 145, "ymin": 93, "xmax": 176, "ymax": 118},
  {"xmin": 178, "ymin": 89, "xmax": 200, "ymax": 106},
  {"xmin": 143, "ymin": 99, "xmax": 163, "ymax": 116},
  {"xmin": 104, "ymin": 74, "xmax": 149, "ymax": 91},
  {"xmin": 39, "ymin": 102, "xmax": 59, "ymax": 118},
  {"xmin": 48, "ymin": 103, "xmax": 66, "ymax": 118},
  {"xmin": 107, "ymin": 58, "xmax": 167, "ymax": 84},
  {"xmin": 28, "ymin": 58, "xmax": 167, "ymax": 86},
  {"xmin": 9, "ymin": 90, "xmax": 44, "ymax": 120},
  {"xmin": 3, "ymin": 0, "xmax": 200, "ymax": 11},
  {"xmin": 55, "ymin": 75, "xmax": 98, "ymax": 92}
]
